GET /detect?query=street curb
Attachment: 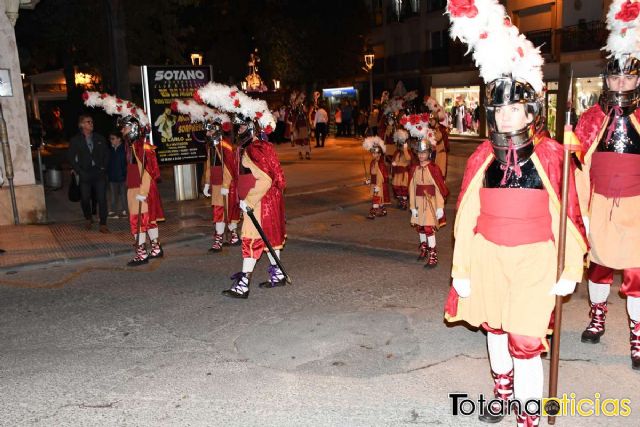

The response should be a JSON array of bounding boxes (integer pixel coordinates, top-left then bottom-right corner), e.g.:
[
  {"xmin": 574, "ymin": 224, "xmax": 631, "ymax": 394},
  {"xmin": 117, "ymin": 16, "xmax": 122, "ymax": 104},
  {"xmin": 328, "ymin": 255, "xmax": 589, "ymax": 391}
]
[{"xmin": 0, "ymin": 233, "xmax": 207, "ymax": 273}]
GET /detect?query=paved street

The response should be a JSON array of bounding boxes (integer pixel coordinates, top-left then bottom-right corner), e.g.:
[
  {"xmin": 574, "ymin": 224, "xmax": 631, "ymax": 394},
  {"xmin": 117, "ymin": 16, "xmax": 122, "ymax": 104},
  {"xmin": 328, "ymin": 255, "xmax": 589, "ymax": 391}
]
[{"xmin": 0, "ymin": 137, "xmax": 638, "ymax": 426}]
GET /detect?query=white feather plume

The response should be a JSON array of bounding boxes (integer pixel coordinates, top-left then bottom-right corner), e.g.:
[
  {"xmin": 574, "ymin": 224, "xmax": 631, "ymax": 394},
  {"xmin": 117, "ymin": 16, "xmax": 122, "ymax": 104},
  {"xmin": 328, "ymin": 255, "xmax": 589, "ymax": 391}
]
[
  {"xmin": 196, "ymin": 82, "xmax": 276, "ymax": 131},
  {"xmin": 604, "ymin": 0, "xmax": 640, "ymax": 62},
  {"xmin": 363, "ymin": 136, "xmax": 386, "ymax": 153},
  {"xmin": 446, "ymin": 0, "xmax": 544, "ymax": 92},
  {"xmin": 423, "ymin": 95, "xmax": 446, "ymax": 122},
  {"xmin": 83, "ymin": 91, "xmax": 149, "ymax": 127},
  {"xmin": 401, "ymin": 114, "xmax": 437, "ymax": 145},
  {"xmin": 171, "ymin": 99, "xmax": 230, "ymax": 124}
]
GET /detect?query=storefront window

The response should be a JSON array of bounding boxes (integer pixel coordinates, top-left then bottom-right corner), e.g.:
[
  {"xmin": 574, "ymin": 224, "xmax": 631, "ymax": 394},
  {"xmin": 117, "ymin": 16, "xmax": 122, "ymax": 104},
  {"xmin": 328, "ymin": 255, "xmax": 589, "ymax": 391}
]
[
  {"xmin": 574, "ymin": 77, "xmax": 602, "ymax": 117},
  {"xmin": 545, "ymin": 81, "xmax": 558, "ymax": 138},
  {"xmin": 432, "ymin": 86, "xmax": 480, "ymax": 136}
]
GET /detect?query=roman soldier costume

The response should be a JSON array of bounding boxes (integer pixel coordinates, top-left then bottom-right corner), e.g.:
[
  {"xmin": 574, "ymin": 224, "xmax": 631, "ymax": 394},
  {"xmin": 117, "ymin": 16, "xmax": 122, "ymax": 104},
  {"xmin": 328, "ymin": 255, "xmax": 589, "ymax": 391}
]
[
  {"xmin": 83, "ymin": 91, "xmax": 165, "ymax": 266},
  {"xmin": 171, "ymin": 100, "xmax": 240, "ymax": 252},
  {"xmin": 402, "ymin": 116, "xmax": 449, "ymax": 268},
  {"xmin": 363, "ymin": 136, "xmax": 390, "ymax": 219},
  {"xmin": 424, "ymin": 96, "xmax": 451, "ymax": 178},
  {"xmin": 573, "ymin": 0, "xmax": 640, "ymax": 370},
  {"xmin": 195, "ymin": 83, "xmax": 286, "ymax": 299},
  {"xmin": 442, "ymin": 1, "xmax": 587, "ymax": 425},
  {"xmin": 288, "ymin": 91, "xmax": 312, "ymax": 160},
  {"xmin": 391, "ymin": 129, "xmax": 411, "ymax": 210}
]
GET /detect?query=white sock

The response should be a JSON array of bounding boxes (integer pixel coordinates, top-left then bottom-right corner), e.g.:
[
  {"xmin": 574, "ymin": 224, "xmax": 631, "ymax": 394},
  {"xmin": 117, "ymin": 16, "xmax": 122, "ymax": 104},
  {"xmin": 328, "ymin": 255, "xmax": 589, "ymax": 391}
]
[
  {"xmin": 628, "ymin": 296, "xmax": 640, "ymax": 322},
  {"xmin": 228, "ymin": 222, "xmax": 238, "ymax": 231},
  {"xmin": 147, "ymin": 227, "xmax": 159, "ymax": 241},
  {"xmin": 215, "ymin": 222, "xmax": 225, "ymax": 235},
  {"xmin": 419, "ymin": 233, "xmax": 427, "ymax": 243},
  {"xmin": 487, "ymin": 332, "xmax": 513, "ymax": 374},
  {"xmin": 136, "ymin": 233, "xmax": 146, "ymax": 245},
  {"xmin": 242, "ymin": 257, "xmax": 257, "ymax": 273},
  {"xmin": 267, "ymin": 249, "xmax": 281, "ymax": 266},
  {"xmin": 427, "ymin": 235, "xmax": 436, "ymax": 248},
  {"xmin": 588, "ymin": 281, "xmax": 610, "ymax": 304},
  {"xmin": 513, "ymin": 356, "xmax": 543, "ymax": 403}
]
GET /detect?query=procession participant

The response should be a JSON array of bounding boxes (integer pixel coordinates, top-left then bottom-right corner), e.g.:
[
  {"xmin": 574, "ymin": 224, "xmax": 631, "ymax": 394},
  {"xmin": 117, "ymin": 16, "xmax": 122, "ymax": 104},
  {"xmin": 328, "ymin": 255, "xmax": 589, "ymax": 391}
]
[
  {"xmin": 402, "ymin": 117, "xmax": 448, "ymax": 267},
  {"xmin": 362, "ymin": 136, "xmax": 390, "ymax": 219},
  {"xmin": 390, "ymin": 128, "xmax": 411, "ymax": 210},
  {"xmin": 442, "ymin": 1, "xmax": 587, "ymax": 425},
  {"xmin": 573, "ymin": 0, "xmax": 640, "ymax": 370},
  {"xmin": 83, "ymin": 91, "xmax": 166, "ymax": 266},
  {"xmin": 384, "ymin": 91, "xmax": 419, "ymax": 205},
  {"xmin": 288, "ymin": 91, "xmax": 312, "ymax": 160},
  {"xmin": 195, "ymin": 83, "xmax": 286, "ymax": 298},
  {"xmin": 424, "ymin": 96, "xmax": 451, "ymax": 178},
  {"xmin": 171, "ymin": 99, "xmax": 240, "ymax": 251}
]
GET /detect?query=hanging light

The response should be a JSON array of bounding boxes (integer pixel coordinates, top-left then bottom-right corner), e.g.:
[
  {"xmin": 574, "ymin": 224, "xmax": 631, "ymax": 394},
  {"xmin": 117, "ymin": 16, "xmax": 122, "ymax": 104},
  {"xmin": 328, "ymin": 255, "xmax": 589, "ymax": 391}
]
[
  {"xmin": 394, "ymin": 0, "xmax": 403, "ymax": 21},
  {"xmin": 410, "ymin": 0, "xmax": 420, "ymax": 14}
]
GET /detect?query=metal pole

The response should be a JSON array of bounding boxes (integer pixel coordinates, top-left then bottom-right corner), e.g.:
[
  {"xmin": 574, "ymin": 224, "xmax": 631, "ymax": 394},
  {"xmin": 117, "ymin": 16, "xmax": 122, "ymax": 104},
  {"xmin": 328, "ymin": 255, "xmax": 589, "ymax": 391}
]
[{"xmin": 0, "ymin": 104, "xmax": 20, "ymax": 224}]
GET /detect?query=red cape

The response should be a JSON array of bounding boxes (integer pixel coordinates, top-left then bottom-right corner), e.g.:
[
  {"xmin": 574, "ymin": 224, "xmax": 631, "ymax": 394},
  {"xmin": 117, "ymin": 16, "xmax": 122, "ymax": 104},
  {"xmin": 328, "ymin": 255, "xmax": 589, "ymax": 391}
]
[
  {"xmin": 574, "ymin": 103, "xmax": 640, "ymax": 156},
  {"xmin": 246, "ymin": 139, "xmax": 286, "ymax": 246}
]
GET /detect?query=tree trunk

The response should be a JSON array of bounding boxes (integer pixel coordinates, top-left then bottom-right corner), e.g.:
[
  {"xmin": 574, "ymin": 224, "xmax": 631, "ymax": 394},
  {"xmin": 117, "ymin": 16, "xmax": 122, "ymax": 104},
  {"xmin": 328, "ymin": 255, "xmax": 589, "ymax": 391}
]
[{"xmin": 106, "ymin": 0, "xmax": 131, "ymax": 99}]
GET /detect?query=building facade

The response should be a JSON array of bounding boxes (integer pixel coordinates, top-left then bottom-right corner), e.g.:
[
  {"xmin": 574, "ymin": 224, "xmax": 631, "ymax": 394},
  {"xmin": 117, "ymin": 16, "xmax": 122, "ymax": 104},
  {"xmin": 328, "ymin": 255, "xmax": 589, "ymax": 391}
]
[{"xmin": 363, "ymin": 0, "xmax": 609, "ymax": 137}]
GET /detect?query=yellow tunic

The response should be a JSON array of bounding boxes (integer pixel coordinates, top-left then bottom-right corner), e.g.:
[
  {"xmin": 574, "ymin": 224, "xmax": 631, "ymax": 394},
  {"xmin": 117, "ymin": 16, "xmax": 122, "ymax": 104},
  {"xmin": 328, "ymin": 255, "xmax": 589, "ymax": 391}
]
[
  {"xmin": 447, "ymin": 152, "xmax": 586, "ymax": 338},
  {"xmin": 408, "ymin": 163, "xmax": 444, "ymax": 227},
  {"xmin": 575, "ymin": 113, "xmax": 640, "ymax": 269},
  {"xmin": 203, "ymin": 142, "xmax": 234, "ymax": 209}
]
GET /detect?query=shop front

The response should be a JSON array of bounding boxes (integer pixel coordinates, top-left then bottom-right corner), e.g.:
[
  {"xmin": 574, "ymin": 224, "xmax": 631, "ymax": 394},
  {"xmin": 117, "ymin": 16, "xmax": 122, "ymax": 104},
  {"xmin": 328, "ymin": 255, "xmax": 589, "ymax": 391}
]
[{"xmin": 431, "ymin": 85, "xmax": 481, "ymax": 136}]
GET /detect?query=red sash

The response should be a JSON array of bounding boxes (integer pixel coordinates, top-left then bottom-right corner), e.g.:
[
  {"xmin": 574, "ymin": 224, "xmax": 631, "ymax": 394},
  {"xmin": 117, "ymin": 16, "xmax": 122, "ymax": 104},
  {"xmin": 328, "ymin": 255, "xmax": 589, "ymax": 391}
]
[
  {"xmin": 416, "ymin": 184, "xmax": 435, "ymax": 197},
  {"xmin": 237, "ymin": 173, "xmax": 257, "ymax": 200},
  {"xmin": 210, "ymin": 166, "xmax": 223, "ymax": 186},
  {"xmin": 591, "ymin": 152, "xmax": 640, "ymax": 198},
  {"xmin": 475, "ymin": 188, "xmax": 553, "ymax": 246}
]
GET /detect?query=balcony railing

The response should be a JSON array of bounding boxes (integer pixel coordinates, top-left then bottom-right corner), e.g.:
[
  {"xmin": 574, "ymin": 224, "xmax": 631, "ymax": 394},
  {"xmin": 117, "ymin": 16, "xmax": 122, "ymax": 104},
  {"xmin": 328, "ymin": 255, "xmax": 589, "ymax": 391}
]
[
  {"xmin": 526, "ymin": 29, "xmax": 552, "ymax": 56},
  {"xmin": 561, "ymin": 20, "xmax": 607, "ymax": 52}
]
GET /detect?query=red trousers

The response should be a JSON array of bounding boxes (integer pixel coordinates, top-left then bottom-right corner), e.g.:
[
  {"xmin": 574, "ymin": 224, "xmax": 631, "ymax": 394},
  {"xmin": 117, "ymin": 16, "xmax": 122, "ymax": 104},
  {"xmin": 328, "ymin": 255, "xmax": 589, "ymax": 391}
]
[
  {"xmin": 242, "ymin": 237, "xmax": 266, "ymax": 260},
  {"xmin": 129, "ymin": 213, "xmax": 157, "ymax": 235},
  {"xmin": 482, "ymin": 323, "xmax": 546, "ymax": 359},
  {"xmin": 588, "ymin": 262, "xmax": 640, "ymax": 297},
  {"xmin": 415, "ymin": 225, "xmax": 435, "ymax": 236}
]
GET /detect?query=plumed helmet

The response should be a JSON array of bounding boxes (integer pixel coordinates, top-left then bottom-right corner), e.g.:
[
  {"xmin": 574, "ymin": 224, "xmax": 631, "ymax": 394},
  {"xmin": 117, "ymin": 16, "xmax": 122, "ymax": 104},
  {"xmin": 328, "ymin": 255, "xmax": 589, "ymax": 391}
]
[{"xmin": 117, "ymin": 115, "xmax": 142, "ymax": 142}]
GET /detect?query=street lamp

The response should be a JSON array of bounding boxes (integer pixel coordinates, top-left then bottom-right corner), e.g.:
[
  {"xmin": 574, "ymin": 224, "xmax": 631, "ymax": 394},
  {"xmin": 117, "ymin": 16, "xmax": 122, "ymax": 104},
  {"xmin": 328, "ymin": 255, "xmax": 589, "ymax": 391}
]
[
  {"xmin": 364, "ymin": 50, "xmax": 375, "ymax": 111},
  {"xmin": 190, "ymin": 52, "xmax": 203, "ymax": 66},
  {"xmin": 273, "ymin": 79, "xmax": 280, "ymax": 91}
]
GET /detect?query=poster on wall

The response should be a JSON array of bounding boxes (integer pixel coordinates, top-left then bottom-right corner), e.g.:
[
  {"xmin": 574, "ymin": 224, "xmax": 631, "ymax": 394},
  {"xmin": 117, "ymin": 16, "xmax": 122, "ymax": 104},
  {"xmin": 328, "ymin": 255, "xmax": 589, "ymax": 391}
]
[{"xmin": 141, "ymin": 65, "xmax": 213, "ymax": 165}]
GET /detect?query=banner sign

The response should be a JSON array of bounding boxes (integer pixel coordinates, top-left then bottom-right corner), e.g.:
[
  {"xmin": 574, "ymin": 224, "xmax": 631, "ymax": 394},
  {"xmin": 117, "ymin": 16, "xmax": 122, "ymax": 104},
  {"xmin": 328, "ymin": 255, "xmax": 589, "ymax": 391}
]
[{"xmin": 141, "ymin": 65, "xmax": 213, "ymax": 165}]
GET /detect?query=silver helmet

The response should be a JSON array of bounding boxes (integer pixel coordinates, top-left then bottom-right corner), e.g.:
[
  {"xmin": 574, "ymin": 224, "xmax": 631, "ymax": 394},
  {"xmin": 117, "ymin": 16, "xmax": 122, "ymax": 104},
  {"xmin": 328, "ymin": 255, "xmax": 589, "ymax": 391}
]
[
  {"xmin": 232, "ymin": 114, "xmax": 256, "ymax": 147},
  {"xmin": 117, "ymin": 115, "xmax": 142, "ymax": 142},
  {"xmin": 485, "ymin": 77, "xmax": 541, "ymax": 165},
  {"xmin": 601, "ymin": 56, "xmax": 640, "ymax": 112}
]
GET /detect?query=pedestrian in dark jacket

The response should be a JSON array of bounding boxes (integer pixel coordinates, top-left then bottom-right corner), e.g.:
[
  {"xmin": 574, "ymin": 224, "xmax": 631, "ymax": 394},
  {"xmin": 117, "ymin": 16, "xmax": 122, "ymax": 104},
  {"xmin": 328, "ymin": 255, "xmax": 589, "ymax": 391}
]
[
  {"xmin": 67, "ymin": 114, "xmax": 110, "ymax": 232},
  {"xmin": 107, "ymin": 131, "xmax": 127, "ymax": 217}
]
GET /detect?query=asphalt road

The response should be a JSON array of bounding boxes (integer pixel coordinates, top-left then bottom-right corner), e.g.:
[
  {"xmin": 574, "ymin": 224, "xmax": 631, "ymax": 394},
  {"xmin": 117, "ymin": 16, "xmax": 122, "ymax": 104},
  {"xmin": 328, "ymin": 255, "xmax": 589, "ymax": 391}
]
[{"xmin": 1, "ymin": 137, "xmax": 637, "ymax": 426}]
